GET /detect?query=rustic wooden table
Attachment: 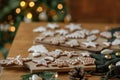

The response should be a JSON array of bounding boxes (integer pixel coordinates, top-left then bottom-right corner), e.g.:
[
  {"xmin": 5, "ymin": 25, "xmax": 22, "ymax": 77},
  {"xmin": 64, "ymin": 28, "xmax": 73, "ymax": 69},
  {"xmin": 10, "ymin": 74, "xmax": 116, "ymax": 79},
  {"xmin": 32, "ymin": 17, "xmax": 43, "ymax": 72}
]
[{"xmin": 0, "ymin": 22, "xmax": 120, "ymax": 80}]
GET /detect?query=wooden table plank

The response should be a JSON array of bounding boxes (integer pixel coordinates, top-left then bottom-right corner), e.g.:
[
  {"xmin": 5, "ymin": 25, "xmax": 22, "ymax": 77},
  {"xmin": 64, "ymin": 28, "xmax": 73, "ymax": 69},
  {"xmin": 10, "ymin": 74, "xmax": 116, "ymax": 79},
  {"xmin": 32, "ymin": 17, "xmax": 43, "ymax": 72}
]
[{"xmin": 1, "ymin": 22, "xmax": 120, "ymax": 80}]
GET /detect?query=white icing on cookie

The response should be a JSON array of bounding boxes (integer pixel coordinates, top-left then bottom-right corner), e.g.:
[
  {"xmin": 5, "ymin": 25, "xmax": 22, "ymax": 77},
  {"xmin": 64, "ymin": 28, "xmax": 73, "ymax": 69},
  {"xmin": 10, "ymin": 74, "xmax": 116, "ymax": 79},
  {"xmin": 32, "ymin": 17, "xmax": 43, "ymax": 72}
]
[
  {"xmin": 62, "ymin": 51, "xmax": 78, "ymax": 58},
  {"xmin": 65, "ymin": 23, "xmax": 82, "ymax": 32},
  {"xmin": 65, "ymin": 39, "xmax": 79, "ymax": 47},
  {"xmin": 47, "ymin": 49, "xmax": 62, "ymax": 58},
  {"xmin": 42, "ymin": 31, "xmax": 55, "ymax": 37},
  {"xmin": 87, "ymin": 35, "xmax": 97, "ymax": 41},
  {"xmin": 113, "ymin": 31, "xmax": 120, "ymax": 39},
  {"xmin": 112, "ymin": 38, "xmax": 120, "ymax": 45},
  {"xmin": 100, "ymin": 31, "xmax": 112, "ymax": 39},
  {"xmin": 28, "ymin": 45, "xmax": 48, "ymax": 53},
  {"xmin": 101, "ymin": 49, "xmax": 113, "ymax": 54},
  {"xmin": 80, "ymin": 51, "xmax": 91, "ymax": 57},
  {"xmin": 49, "ymin": 36, "xmax": 66, "ymax": 45},
  {"xmin": 55, "ymin": 29, "xmax": 68, "ymax": 35},
  {"xmin": 33, "ymin": 59, "xmax": 48, "ymax": 67},
  {"xmin": 102, "ymin": 42, "xmax": 111, "ymax": 47},
  {"xmin": 44, "ymin": 56, "xmax": 54, "ymax": 62},
  {"xmin": 47, "ymin": 23, "xmax": 59, "ymax": 29},
  {"xmin": 82, "ymin": 41, "xmax": 97, "ymax": 48},
  {"xmin": 90, "ymin": 29, "xmax": 100, "ymax": 35},
  {"xmin": 32, "ymin": 52, "xmax": 41, "ymax": 57},
  {"xmin": 33, "ymin": 26, "xmax": 46, "ymax": 32},
  {"xmin": 66, "ymin": 31, "xmax": 85, "ymax": 39}
]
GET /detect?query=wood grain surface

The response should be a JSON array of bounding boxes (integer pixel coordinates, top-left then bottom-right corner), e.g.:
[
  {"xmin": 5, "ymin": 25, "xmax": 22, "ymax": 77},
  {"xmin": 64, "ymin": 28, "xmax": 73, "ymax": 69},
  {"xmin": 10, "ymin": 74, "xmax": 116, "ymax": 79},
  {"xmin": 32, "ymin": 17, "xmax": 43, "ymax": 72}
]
[{"xmin": 0, "ymin": 22, "xmax": 120, "ymax": 80}]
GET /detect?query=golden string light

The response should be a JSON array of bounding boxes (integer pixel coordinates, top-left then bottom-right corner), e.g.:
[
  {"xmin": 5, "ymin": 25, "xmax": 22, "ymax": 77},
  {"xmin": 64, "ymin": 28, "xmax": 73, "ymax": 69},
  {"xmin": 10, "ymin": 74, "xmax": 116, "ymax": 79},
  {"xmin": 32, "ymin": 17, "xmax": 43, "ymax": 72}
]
[
  {"xmin": 16, "ymin": 8, "xmax": 21, "ymax": 14},
  {"xmin": 20, "ymin": 1, "xmax": 26, "ymax": 7},
  {"xmin": 27, "ymin": 12, "xmax": 32, "ymax": 19},
  {"xmin": 9, "ymin": 26, "xmax": 16, "ymax": 32},
  {"xmin": 57, "ymin": 3, "xmax": 63, "ymax": 10},
  {"xmin": 29, "ymin": 1, "xmax": 35, "ymax": 7},
  {"xmin": 36, "ymin": 6, "xmax": 43, "ymax": 13}
]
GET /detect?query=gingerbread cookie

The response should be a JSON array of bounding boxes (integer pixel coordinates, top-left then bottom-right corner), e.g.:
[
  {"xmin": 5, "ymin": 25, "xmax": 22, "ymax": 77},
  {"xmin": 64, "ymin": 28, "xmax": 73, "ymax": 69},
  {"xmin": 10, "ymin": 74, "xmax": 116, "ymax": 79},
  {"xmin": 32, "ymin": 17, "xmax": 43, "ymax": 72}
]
[
  {"xmin": 78, "ymin": 57, "xmax": 95, "ymax": 66},
  {"xmin": 62, "ymin": 51, "xmax": 78, "ymax": 58},
  {"xmin": 65, "ymin": 23, "xmax": 82, "ymax": 32},
  {"xmin": 33, "ymin": 26, "xmax": 46, "ymax": 32},
  {"xmin": 41, "ymin": 31, "xmax": 55, "ymax": 37},
  {"xmin": 65, "ymin": 39, "xmax": 79, "ymax": 47},
  {"xmin": 113, "ymin": 31, "xmax": 120, "ymax": 39},
  {"xmin": 47, "ymin": 23, "xmax": 59, "ymax": 29},
  {"xmin": 55, "ymin": 29, "xmax": 68, "ymax": 35},
  {"xmin": 86, "ymin": 35, "xmax": 97, "ymax": 41},
  {"xmin": 81, "ymin": 41, "xmax": 97, "ymax": 48},
  {"xmin": 33, "ymin": 59, "xmax": 48, "ymax": 67},
  {"xmin": 66, "ymin": 31, "xmax": 85, "ymax": 39},
  {"xmin": 28, "ymin": 45, "xmax": 48, "ymax": 53},
  {"xmin": 100, "ymin": 31, "xmax": 112, "ymax": 39},
  {"xmin": 52, "ymin": 59, "xmax": 69, "ymax": 67},
  {"xmin": 49, "ymin": 36, "xmax": 67, "ymax": 45},
  {"xmin": 112, "ymin": 38, "xmax": 120, "ymax": 46}
]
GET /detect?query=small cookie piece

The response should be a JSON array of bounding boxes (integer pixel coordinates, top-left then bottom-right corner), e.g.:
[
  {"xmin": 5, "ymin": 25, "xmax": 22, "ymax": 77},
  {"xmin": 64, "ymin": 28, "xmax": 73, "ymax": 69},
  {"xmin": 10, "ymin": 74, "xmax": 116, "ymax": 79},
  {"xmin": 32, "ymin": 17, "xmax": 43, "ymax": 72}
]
[
  {"xmin": 113, "ymin": 31, "xmax": 120, "ymax": 39},
  {"xmin": 78, "ymin": 57, "xmax": 95, "ymax": 66},
  {"xmin": 52, "ymin": 59, "xmax": 69, "ymax": 67},
  {"xmin": 112, "ymin": 38, "xmax": 120, "ymax": 45},
  {"xmin": 55, "ymin": 29, "xmax": 68, "ymax": 35},
  {"xmin": 28, "ymin": 45, "xmax": 48, "ymax": 53},
  {"xmin": 62, "ymin": 51, "xmax": 78, "ymax": 58},
  {"xmin": 81, "ymin": 41, "xmax": 97, "ymax": 48},
  {"xmin": 80, "ymin": 51, "xmax": 91, "ymax": 57},
  {"xmin": 65, "ymin": 39, "xmax": 79, "ymax": 47},
  {"xmin": 100, "ymin": 31, "xmax": 112, "ymax": 39},
  {"xmin": 86, "ymin": 35, "xmax": 97, "ymax": 41},
  {"xmin": 66, "ymin": 31, "xmax": 85, "ymax": 39},
  {"xmin": 65, "ymin": 23, "xmax": 82, "ymax": 32},
  {"xmin": 42, "ymin": 31, "xmax": 55, "ymax": 37},
  {"xmin": 47, "ymin": 23, "xmax": 59, "ymax": 29},
  {"xmin": 102, "ymin": 42, "xmax": 111, "ymax": 47},
  {"xmin": 33, "ymin": 26, "xmax": 46, "ymax": 32},
  {"xmin": 33, "ymin": 59, "xmax": 48, "ymax": 67},
  {"xmin": 49, "ymin": 36, "xmax": 66, "ymax": 45}
]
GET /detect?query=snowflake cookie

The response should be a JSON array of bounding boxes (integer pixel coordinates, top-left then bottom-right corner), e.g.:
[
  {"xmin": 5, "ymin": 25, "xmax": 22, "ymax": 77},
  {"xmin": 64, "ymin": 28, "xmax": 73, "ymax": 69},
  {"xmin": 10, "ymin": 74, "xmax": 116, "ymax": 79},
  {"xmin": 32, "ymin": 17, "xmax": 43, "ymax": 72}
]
[
  {"xmin": 55, "ymin": 29, "xmax": 68, "ymax": 35},
  {"xmin": 100, "ymin": 31, "xmax": 112, "ymax": 39},
  {"xmin": 112, "ymin": 38, "xmax": 120, "ymax": 45},
  {"xmin": 81, "ymin": 41, "xmax": 98, "ymax": 48},
  {"xmin": 42, "ymin": 31, "xmax": 55, "ymax": 37},
  {"xmin": 80, "ymin": 51, "xmax": 91, "ymax": 57},
  {"xmin": 49, "ymin": 36, "xmax": 67, "ymax": 45},
  {"xmin": 47, "ymin": 23, "xmax": 59, "ymax": 29},
  {"xmin": 113, "ymin": 31, "xmax": 120, "ymax": 39},
  {"xmin": 66, "ymin": 31, "xmax": 85, "ymax": 39},
  {"xmin": 61, "ymin": 51, "xmax": 78, "ymax": 58},
  {"xmin": 77, "ymin": 57, "xmax": 95, "ymax": 66},
  {"xmin": 86, "ymin": 35, "xmax": 97, "ymax": 41},
  {"xmin": 52, "ymin": 59, "xmax": 69, "ymax": 67},
  {"xmin": 28, "ymin": 45, "xmax": 48, "ymax": 53},
  {"xmin": 65, "ymin": 39, "xmax": 79, "ymax": 47},
  {"xmin": 65, "ymin": 23, "xmax": 82, "ymax": 32},
  {"xmin": 33, "ymin": 26, "xmax": 46, "ymax": 32}
]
